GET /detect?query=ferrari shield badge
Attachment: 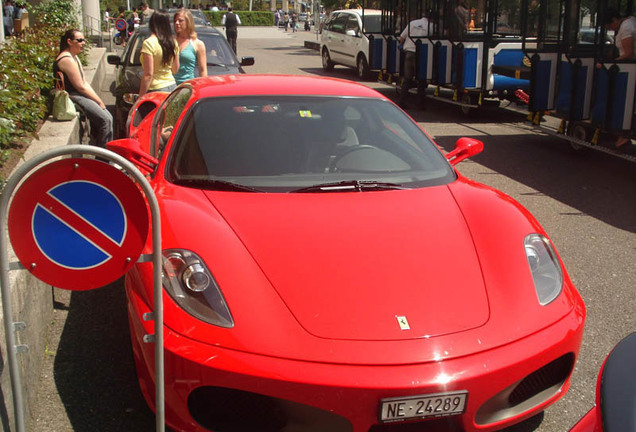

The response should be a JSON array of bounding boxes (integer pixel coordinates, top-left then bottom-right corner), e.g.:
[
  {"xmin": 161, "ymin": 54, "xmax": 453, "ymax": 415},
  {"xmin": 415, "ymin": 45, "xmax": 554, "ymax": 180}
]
[{"xmin": 396, "ymin": 315, "xmax": 410, "ymax": 330}]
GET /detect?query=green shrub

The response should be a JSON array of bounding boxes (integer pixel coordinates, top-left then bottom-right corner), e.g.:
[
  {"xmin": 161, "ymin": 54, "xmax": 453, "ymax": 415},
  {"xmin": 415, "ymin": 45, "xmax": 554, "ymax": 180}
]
[
  {"xmin": 0, "ymin": 0, "xmax": 82, "ymax": 151},
  {"xmin": 204, "ymin": 10, "xmax": 274, "ymax": 26}
]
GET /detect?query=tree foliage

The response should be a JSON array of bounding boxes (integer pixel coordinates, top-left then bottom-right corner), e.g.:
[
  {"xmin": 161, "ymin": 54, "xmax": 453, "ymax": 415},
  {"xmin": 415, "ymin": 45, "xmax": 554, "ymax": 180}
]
[{"xmin": 0, "ymin": 0, "xmax": 82, "ymax": 158}]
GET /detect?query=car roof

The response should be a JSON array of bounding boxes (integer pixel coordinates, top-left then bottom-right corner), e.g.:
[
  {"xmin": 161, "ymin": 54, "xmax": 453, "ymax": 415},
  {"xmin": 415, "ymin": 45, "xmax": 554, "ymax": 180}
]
[
  {"xmin": 332, "ymin": 9, "xmax": 382, "ymax": 16},
  {"xmin": 192, "ymin": 26, "xmax": 224, "ymax": 36},
  {"xmin": 131, "ymin": 24, "xmax": 223, "ymax": 37},
  {"xmin": 188, "ymin": 74, "xmax": 387, "ymax": 100}
]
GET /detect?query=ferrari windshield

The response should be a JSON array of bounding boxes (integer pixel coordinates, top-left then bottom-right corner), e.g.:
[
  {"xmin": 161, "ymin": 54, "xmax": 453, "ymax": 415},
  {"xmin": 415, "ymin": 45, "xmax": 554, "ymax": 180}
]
[{"xmin": 168, "ymin": 96, "xmax": 455, "ymax": 192}]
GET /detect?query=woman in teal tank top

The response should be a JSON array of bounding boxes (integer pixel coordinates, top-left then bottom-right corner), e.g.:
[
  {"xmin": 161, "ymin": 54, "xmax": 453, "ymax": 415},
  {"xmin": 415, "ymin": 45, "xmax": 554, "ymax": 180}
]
[{"xmin": 174, "ymin": 10, "xmax": 208, "ymax": 85}]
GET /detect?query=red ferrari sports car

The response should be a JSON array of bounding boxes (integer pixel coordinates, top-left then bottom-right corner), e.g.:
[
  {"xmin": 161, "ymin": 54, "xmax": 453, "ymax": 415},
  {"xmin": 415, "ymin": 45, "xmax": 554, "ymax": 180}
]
[{"xmin": 108, "ymin": 74, "xmax": 586, "ymax": 432}]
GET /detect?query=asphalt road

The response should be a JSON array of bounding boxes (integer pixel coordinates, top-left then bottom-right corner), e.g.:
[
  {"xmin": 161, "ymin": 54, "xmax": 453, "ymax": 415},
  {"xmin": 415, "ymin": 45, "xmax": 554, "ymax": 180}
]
[{"xmin": 28, "ymin": 27, "xmax": 636, "ymax": 432}]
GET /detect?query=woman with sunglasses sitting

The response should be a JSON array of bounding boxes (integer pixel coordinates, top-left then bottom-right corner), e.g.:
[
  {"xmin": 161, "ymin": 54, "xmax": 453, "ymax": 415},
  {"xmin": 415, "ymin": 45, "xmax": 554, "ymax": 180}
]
[{"xmin": 53, "ymin": 29, "xmax": 113, "ymax": 147}]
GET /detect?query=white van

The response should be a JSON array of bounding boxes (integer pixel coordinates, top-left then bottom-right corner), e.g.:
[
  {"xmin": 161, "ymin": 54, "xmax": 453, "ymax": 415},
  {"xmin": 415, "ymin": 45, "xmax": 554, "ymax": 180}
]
[{"xmin": 320, "ymin": 9, "xmax": 382, "ymax": 79}]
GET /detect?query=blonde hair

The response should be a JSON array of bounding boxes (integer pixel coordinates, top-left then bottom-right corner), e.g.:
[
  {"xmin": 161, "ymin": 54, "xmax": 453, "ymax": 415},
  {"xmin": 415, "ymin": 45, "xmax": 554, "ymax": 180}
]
[{"xmin": 174, "ymin": 9, "xmax": 197, "ymax": 39}]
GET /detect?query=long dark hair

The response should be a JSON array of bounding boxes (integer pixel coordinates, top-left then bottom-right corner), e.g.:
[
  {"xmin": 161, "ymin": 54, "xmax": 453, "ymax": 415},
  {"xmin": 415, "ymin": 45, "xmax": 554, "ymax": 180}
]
[
  {"xmin": 58, "ymin": 29, "xmax": 79, "ymax": 53},
  {"xmin": 149, "ymin": 11, "xmax": 176, "ymax": 66}
]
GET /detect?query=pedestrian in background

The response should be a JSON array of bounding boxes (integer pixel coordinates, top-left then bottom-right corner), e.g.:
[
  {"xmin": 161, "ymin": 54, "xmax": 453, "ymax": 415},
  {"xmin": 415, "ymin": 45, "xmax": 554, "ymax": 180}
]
[
  {"xmin": 173, "ymin": 9, "xmax": 207, "ymax": 85},
  {"xmin": 603, "ymin": 8, "xmax": 636, "ymax": 61},
  {"xmin": 116, "ymin": 5, "xmax": 128, "ymax": 46},
  {"xmin": 291, "ymin": 11, "xmax": 298, "ymax": 32},
  {"xmin": 103, "ymin": 7, "xmax": 112, "ymax": 31},
  {"xmin": 139, "ymin": 11, "xmax": 179, "ymax": 96},
  {"xmin": 221, "ymin": 7, "xmax": 240, "ymax": 54},
  {"xmin": 140, "ymin": 2, "xmax": 154, "ymax": 25},
  {"xmin": 4, "ymin": 0, "xmax": 15, "ymax": 36},
  {"xmin": 398, "ymin": 12, "xmax": 430, "ymax": 109},
  {"xmin": 16, "ymin": 2, "xmax": 26, "ymax": 19},
  {"xmin": 602, "ymin": 8, "xmax": 635, "ymax": 148},
  {"xmin": 131, "ymin": 6, "xmax": 140, "ymax": 31},
  {"xmin": 53, "ymin": 29, "xmax": 113, "ymax": 147}
]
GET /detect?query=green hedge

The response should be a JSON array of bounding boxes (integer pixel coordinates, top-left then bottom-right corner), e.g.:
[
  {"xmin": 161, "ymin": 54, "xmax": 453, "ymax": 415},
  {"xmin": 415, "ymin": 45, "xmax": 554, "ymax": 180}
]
[
  {"xmin": 0, "ymin": 0, "xmax": 83, "ymax": 168},
  {"xmin": 204, "ymin": 10, "xmax": 274, "ymax": 26}
]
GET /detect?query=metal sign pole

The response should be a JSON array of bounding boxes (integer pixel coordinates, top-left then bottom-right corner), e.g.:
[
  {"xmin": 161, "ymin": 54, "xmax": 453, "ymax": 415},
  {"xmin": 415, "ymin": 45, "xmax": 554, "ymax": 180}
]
[{"xmin": 0, "ymin": 145, "xmax": 164, "ymax": 432}]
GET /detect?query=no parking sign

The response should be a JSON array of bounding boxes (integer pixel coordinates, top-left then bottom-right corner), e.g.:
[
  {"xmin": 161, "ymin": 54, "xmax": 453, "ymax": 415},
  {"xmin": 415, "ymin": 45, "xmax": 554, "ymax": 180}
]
[
  {"xmin": 115, "ymin": 18, "xmax": 127, "ymax": 31},
  {"xmin": 8, "ymin": 158, "xmax": 149, "ymax": 290},
  {"xmin": 0, "ymin": 146, "xmax": 165, "ymax": 432}
]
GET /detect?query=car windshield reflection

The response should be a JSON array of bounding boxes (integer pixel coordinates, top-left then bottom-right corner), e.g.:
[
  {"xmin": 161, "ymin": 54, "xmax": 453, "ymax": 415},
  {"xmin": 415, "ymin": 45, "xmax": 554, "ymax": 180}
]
[{"xmin": 168, "ymin": 96, "xmax": 455, "ymax": 192}]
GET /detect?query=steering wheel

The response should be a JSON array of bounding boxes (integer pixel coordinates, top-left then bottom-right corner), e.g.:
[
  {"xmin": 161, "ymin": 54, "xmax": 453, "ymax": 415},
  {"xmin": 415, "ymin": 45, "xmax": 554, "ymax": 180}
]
[{"xmin": 329, "ymin": 145, "xmax": 381, "ymax": 172}]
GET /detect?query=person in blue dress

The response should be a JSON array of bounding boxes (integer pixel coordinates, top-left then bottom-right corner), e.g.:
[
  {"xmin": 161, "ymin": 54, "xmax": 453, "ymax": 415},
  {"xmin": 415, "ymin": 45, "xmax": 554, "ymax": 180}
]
[{"xmin": 173, "ymin": 9, "xmax": 207, "ymax": 85}]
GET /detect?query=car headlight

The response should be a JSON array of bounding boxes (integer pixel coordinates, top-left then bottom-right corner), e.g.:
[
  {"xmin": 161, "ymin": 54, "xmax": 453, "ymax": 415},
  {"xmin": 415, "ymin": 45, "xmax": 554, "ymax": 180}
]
[
  {"xmin": 162, "ymin": 249, "xmax": 233, "ymax": 328},
  {"xmin": 524, "ymin": 234, "xmax": 563, "ymax": 305}
]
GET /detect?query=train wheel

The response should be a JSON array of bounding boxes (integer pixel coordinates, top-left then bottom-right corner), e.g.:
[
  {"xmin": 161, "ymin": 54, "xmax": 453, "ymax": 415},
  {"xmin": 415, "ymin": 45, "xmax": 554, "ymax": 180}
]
[
  {"xmin": 568, "ymin": 124, "xmax": 588, "ymax": 151},
  {"xmin": 460, "ymin": 93, "xmax": 473, "ymax": 115}
]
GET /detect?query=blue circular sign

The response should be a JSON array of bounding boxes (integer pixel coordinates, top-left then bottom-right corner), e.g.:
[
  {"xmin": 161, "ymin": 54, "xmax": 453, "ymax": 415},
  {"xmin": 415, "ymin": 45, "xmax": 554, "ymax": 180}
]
[
  {"xmin": 9, "ymin": 158, "xmax": 149, "ymax": 291},
  {"xmin": 115, "ymin": 18, "xmax": 127, "ymax": 31},
  {"xmin": 33, "ymin": 181, "xmax": 126, "ymax": 270}
]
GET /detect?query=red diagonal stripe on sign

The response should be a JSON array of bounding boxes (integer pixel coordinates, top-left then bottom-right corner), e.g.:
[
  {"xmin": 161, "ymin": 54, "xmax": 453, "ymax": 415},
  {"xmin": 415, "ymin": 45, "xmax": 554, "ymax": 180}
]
[{"xmin": 37, "ymin": 192, "xmax": 123, "ymax": 259}]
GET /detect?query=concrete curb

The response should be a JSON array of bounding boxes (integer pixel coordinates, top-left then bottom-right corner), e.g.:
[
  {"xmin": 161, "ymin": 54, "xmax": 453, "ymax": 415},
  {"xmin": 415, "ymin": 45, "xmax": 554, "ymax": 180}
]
[
  {"xmin": 305, "ymin": 40, "xmax": 320, "ymax": 50},
  {"xmin": 0, "ymin": 46, "xmax": 108, "ymax": 432}
]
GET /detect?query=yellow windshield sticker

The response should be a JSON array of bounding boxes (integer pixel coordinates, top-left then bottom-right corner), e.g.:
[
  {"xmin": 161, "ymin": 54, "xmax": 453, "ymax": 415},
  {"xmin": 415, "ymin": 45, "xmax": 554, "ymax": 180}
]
[{"xmin": 299, "ymin": 110, "xmax": 312, "ymax": 118}]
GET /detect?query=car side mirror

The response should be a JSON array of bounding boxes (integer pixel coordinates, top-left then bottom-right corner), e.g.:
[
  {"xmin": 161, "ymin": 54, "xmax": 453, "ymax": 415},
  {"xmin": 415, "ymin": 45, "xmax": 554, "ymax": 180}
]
[
  {"xmin": 107, "ymin": 138, "xmax": 159, "ymax": 174},
  {"xmin": 241, "ymin": 56, "xmax": 255, "ymax": 66},
  {"xmin": 123, "ymin": 93, "xmax": 139, "ymax": 105},
  {"xmin": 345, "ymin": 29, "xmax": 357, "ymax": 37},
  {"xmin": 445, "ymin": 137, "xmax": 483, "ymax": 166},
  {"xmin": 107, "ymin": 54, "xmax": 121, "ymax": 66}
]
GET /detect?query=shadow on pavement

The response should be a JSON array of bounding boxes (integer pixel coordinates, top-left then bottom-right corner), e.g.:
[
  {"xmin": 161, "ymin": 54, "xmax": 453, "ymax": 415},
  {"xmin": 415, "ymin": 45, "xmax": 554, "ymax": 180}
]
[
  {"xmin": 53, "ymin": 280, "xmax": 156, "ymax": 431},
  {"xmin": 433, "ymin": 131, "xmax": 636, "ymax": 234}
]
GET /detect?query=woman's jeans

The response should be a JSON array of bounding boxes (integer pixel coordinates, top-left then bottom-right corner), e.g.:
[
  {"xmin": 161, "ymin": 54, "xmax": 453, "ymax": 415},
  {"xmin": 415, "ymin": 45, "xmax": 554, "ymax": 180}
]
[{"xmin": 70, "ymin": 94, "xmax": 114, "ymax": 148}]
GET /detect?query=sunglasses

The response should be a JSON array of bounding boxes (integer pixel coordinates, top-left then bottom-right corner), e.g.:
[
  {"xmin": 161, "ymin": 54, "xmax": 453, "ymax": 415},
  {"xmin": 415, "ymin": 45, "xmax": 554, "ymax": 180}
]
[{"xmin": 73, "ymin": 38, "xmax": 85, "ymax": 43}]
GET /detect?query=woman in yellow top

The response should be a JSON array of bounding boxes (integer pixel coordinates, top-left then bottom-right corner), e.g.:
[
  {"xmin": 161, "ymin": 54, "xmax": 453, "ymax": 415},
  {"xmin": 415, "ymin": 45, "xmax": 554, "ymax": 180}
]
[{"xmin": 139, "ymin": 11, "xmax": 179, "ymax": 96}]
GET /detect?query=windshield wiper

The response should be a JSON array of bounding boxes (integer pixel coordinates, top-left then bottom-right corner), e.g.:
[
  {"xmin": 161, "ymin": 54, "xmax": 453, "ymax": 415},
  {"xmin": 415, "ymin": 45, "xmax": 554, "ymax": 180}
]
[
  {"xmin": 208, "ymin": 62, "xmax": 228, "ymax": 67},
  {"xmin": 174, "ymin": 178, "xmax": 260, "ymax": 192},
  {"xmin": 293, "ymin": 180, "xmax": 407, "ymax": 193}
]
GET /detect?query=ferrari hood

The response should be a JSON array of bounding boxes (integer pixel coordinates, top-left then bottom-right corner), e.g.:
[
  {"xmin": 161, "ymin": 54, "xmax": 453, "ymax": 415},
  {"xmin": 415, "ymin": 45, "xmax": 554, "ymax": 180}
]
[{"xmin": 207, "ymin": 187, "xmax": 489, "ymax": 341}]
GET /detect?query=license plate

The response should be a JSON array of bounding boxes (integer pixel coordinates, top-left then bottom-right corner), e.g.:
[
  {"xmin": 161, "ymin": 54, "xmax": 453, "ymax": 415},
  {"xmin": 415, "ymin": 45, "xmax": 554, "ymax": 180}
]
[{"xmin": 379, "ymin": 391, "xmax": 468, "ymax": 423}]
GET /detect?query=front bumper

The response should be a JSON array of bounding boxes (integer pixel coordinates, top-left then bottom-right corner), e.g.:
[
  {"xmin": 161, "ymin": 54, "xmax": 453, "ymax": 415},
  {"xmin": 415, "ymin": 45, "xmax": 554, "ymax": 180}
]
[{"xmin": 127, "ymin": 289, "xmax": 584, "ymax": 432}]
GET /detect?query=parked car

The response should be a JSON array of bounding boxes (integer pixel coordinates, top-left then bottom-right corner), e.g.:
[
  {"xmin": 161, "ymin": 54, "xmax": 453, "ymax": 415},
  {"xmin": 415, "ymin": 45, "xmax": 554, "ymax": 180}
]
[
  {"xmin": 320, "ymin": 9, "xmax": 382, "ymax": 79},
  {"xmin": 107, "ymin": 74, "xmax": 586, "ymax": 432},
  {"xmin": 107, "ymin": 26, "xmax": 254, "ymax": 138},
  {"xmin": 166, "ymin": 8, "xmax": 211, "ymax": 26}
]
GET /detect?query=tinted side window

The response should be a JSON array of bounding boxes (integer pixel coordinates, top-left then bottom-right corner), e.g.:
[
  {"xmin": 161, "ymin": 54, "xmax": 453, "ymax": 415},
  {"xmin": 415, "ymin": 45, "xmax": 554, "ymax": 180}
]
[
  {"xmin": 346, "ymin": 14, "xmax": 360, "ymax": 33},
  {"xmin": 151, "ymin": 87, "xmax": 193, "ymax": 159},
  {"xmin": 325, "ymin": 12, "xmax": 338, "ymax": 30},
  {"xmin": 330, "ymin": 14, "xmax": 348, "ymax": 34},
  {"xmin": 129, "ymin": 33, "xmax": 148, "ymax": 66}
]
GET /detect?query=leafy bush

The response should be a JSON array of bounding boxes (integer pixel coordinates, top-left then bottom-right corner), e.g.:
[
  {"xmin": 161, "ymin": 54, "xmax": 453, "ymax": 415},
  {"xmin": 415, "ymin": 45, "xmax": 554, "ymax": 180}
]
[
  {"xmin": 0, "ymin": 0, "xmax": 82, "ymax": 153},
  {"xmin": 204, "ymin": 10, "xmax": 274, "ymax": 26},
  {"xmin": 33, "ymin": 0, "xmax": 81, "ymax": 29}
]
